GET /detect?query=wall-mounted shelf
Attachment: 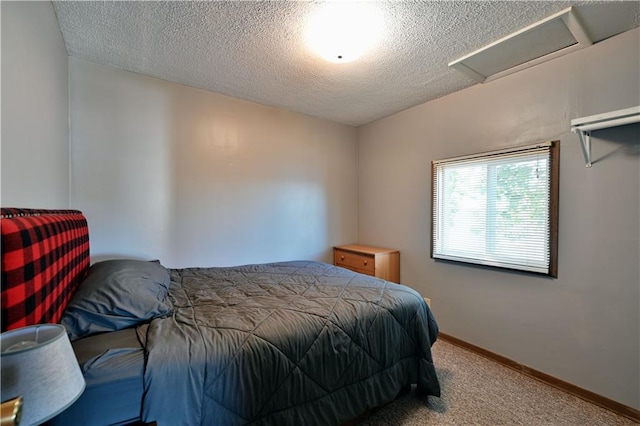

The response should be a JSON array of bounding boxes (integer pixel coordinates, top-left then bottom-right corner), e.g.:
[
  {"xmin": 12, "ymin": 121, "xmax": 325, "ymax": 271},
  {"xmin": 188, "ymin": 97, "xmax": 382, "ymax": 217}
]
[{"xmin": 570, "ymin": 106, "xmax": 640, "ymax": 167}]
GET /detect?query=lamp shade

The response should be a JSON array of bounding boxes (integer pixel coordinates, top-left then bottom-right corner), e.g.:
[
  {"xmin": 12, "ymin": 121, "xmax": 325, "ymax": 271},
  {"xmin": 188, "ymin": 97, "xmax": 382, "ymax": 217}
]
[{"xmin": 1, "ymin": 324, "xmax": 85, "ymax": 426}]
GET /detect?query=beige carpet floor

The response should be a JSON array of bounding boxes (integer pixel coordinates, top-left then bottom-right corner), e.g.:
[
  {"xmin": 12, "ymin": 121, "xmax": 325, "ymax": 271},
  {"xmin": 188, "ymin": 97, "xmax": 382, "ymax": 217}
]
[{"xmin": 362, "ymin": 340, "xmax": 638, "ymax": 425}]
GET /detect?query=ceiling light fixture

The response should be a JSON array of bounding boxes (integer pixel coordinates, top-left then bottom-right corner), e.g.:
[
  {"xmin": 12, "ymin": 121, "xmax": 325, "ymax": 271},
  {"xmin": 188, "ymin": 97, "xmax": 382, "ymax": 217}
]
[{"xmin": 306, "ymin": 2, "xmax": 384, "ymax": 64}]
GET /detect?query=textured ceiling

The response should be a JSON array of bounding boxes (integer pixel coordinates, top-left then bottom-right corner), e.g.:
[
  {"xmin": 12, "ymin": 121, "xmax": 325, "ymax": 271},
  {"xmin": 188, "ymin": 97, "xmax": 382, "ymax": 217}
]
[{"xmin": 53, "ymin": 1, "xmax": 640, "ymax": 127}]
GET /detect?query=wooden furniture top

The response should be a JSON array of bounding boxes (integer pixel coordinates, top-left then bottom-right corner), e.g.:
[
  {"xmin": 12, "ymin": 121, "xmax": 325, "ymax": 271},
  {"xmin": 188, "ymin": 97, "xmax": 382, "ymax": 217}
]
[{"xmin": 334, "ymin": 244, "xmax": 399, "ymax": 255}]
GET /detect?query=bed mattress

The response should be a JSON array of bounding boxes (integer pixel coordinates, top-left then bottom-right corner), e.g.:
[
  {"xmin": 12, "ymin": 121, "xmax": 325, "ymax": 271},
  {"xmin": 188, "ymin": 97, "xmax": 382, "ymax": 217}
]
[
  {"xmin": 48, "ymin": 328, "xmax": 145, "ymax": 425},
  {"xmin": 140, "ymin": 261, "xmax": 440, "ymax": 425},
  {"xmin": 49, "ymin": 260, "xmax": 439, "ymax": 426}
]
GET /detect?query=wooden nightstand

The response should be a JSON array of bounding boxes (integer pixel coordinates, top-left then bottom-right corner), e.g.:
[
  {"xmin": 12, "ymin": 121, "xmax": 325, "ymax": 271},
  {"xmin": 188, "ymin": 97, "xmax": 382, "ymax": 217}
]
[{"xmin": 334, "ymin": 244, "xmax": 400, "ymax": 283}]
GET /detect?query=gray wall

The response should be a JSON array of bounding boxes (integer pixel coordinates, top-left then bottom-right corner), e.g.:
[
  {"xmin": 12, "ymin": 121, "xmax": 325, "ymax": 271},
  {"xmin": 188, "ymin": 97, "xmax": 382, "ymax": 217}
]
[
  {"xmin": 1, "ymin": 1, "xmax": 70, "ymax": 208},
  {"xmin": 358, "ymin": 28, "xmax": 640, "ymax": 408},
  {"xmin": 70, "ymin": 58, "xmax": 358, "ymax": 267}
]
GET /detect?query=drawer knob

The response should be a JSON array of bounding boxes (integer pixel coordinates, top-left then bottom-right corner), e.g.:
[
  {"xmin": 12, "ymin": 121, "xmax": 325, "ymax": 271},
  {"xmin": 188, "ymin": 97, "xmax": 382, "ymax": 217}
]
[
  {"xmin": 340, "ymin": 255, "xmax": 345, "ymax": 260},
  {"xmin": 363, "ymin": 260, "xmax": 368, "ymax": 265}
]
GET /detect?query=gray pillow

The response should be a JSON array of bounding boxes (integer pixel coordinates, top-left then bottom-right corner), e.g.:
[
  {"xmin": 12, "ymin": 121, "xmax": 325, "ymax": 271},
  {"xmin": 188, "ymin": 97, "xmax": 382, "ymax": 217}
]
[{"xmin": 61, "ymin": 259, "xmax": 172, "ymax": 341}]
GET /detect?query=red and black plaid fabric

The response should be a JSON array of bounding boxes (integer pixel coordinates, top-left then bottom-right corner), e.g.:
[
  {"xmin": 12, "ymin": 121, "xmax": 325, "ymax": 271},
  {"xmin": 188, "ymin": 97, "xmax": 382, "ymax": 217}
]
[{"xmin": 1, "ymin": 208, "xmax": 90, "ymax": 332}]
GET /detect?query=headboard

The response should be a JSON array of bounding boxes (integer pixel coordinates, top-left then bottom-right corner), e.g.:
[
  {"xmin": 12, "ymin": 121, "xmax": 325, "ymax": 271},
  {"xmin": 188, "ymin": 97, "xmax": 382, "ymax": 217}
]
[{"xmin": 1, "ymin": 208, "xmax": 90, "ymax": 332}]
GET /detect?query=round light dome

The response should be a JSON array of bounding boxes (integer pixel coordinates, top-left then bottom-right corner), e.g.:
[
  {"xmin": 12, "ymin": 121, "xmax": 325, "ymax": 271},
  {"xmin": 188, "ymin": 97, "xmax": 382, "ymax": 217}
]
[{"xmin": 306, "ymin": 2, "xmax": 384, "ymax": 64}]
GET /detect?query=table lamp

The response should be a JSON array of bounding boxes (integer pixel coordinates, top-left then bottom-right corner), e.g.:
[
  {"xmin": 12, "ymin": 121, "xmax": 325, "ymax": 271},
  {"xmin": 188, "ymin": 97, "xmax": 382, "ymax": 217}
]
[{"xmin": 1, "ymin": 324, "xmax": 85, "ymax": 426}]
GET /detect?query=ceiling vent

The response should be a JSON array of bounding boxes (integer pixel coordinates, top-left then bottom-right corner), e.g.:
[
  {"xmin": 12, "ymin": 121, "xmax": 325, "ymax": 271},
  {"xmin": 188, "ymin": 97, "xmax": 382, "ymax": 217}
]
[{"xmin": 449, "ymin": 7, "xmax": 592, "ymax": 83}]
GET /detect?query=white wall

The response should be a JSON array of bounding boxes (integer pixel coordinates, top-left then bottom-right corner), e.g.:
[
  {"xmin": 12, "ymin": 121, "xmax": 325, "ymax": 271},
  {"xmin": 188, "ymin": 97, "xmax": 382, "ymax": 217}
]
[
  {"xmin": 1, "ymin": 1, "xmax": 69, "ymax": 208},
  {"xmin": 358, "ymin": 28, "xmax": 640, "ymax": 409},
  {"xmin": 70, "ymin": 58, "xmax": 358, "ymax": 267}
]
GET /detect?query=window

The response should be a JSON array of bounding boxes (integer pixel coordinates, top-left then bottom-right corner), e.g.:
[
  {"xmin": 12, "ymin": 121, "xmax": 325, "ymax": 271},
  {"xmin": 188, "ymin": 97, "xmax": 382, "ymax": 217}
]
[{"xmin": 431, "ymin": 141, "xmax": 559, "ymax": 277}]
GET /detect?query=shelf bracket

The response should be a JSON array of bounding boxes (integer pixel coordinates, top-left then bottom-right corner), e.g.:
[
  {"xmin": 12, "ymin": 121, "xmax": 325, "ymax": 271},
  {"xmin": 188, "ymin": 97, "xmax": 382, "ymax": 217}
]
[
  {"xmin": 570, "ymin": 106, "xmax": 640, "ymax": 168},
  {"xmin": 574, "ymin": 130, "xmax": 592, "ymax": 168}
]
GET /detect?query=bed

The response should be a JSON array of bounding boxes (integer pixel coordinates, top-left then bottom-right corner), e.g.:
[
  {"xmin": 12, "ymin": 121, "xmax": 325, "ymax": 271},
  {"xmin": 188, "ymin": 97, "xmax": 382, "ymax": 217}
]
[{"xmin": 1, "ymin": 208, "xmax": 440, "ymax": 425}]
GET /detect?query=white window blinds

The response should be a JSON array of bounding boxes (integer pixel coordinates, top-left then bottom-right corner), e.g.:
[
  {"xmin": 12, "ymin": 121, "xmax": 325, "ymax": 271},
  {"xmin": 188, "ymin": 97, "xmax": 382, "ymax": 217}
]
[{"xmin": 432, "ymin": 141, "xmax": 558, "ymax": 276}]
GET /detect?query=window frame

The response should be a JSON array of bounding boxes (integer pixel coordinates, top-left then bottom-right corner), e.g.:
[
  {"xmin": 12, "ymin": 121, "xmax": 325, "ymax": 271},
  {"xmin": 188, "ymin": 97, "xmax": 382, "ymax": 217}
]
[{"xmin": 430, "ymin": 141, "xmax": 559, "ymax": 277}]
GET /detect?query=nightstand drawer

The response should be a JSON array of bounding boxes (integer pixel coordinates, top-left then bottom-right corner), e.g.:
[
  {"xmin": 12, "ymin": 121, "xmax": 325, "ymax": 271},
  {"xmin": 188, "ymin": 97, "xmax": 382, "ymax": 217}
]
[
  {"xmin": 334, "ymin": 249, "xmax": 375, "ymax": 275},
  {"xmin": 333, "ymin": 245, "xmax": 400, "ymax": 282}
]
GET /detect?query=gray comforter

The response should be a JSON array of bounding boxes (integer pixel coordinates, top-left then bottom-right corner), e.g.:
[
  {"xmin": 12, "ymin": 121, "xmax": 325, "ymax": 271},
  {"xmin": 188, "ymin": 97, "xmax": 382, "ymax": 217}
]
[{"xmin": 140, "ymin": 261, "xmax": 440, "ymax": 425}]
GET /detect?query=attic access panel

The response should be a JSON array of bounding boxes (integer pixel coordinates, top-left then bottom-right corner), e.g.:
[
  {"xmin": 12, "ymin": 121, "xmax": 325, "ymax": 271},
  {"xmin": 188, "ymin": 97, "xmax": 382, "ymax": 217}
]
[{"xmin": 449, "ymin": 7, "xmax": 592, "ymax": 83}]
